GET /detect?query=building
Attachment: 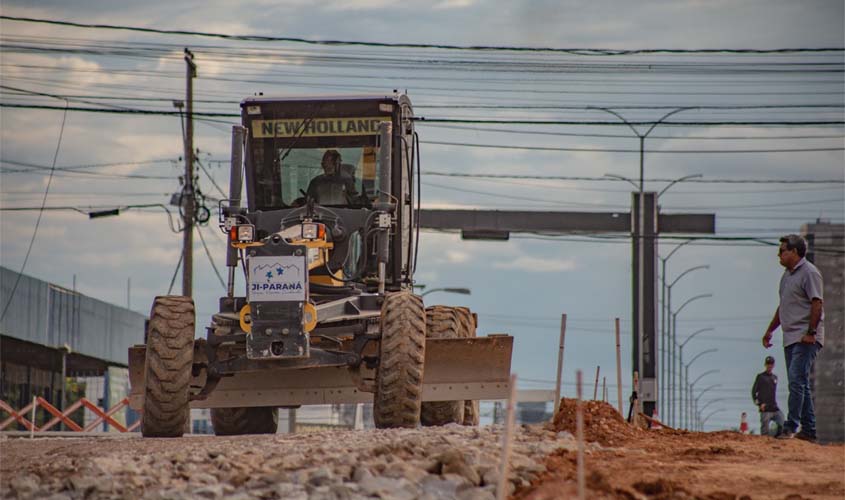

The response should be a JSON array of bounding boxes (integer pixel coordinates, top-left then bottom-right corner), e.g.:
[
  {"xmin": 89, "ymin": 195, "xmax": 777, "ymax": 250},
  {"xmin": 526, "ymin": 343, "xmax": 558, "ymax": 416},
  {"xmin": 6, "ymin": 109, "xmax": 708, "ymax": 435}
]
[
  {"xmin": 0, "ymin": 267, "xmax": 146, "ymax": 430},
  {"xmin": 801, "ymin": 221, "xmax": 844, "ymax": 443}
]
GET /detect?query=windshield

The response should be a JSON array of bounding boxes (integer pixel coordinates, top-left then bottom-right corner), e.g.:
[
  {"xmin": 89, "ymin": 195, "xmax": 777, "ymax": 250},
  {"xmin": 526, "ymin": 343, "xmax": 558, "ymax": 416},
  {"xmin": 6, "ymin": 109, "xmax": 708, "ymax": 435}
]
[{"xmin": 251, "ymin": 144, "xmax": 382, "ymax": 210}]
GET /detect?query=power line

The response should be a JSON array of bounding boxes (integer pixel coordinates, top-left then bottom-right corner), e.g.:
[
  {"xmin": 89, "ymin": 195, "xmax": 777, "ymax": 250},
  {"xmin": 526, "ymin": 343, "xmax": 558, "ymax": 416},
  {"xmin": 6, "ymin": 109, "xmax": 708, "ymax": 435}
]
[
  {"xmin": 415, "ymin": 117, "xmax": 845, "ymax": 126},
  {"xmin": 421, "ymin": 139, "xmax": 845, "ymax": 154},
  {"xmin": 418, "ymin": 123, "xmax": 845, "ymax": 141},
  {"xmin": 1, "ymin": 101, "xmax": 69, "ymax": 321},
  {"xmin": 3, "ymin": 16, "xmax": 842, "ymax": 55},
  {"xmin": 196, "ymin": 224, "xmax": 226, "ymax": 291},
  {"xmin": 422, "ymin": 171, "xmax": 845, "ymax": 184},
  {"xmin": 4, "ymin": 103, "xmax": 843, "ymax": 129}
]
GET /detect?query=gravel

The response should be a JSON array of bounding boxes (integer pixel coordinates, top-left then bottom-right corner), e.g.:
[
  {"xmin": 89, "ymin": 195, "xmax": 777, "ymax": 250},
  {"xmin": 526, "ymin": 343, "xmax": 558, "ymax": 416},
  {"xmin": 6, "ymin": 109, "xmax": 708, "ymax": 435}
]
[{"xmin": 0, "ymin": 423, "xmax": 575, "ymax": 499}]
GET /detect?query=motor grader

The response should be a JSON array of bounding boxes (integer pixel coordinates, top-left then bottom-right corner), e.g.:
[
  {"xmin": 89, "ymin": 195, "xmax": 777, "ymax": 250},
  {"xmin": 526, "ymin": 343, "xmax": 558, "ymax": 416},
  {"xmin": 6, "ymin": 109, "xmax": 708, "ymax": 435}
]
[{"xmin": 128, "ymin": 93, "xmax": 513, "ymax": 436}]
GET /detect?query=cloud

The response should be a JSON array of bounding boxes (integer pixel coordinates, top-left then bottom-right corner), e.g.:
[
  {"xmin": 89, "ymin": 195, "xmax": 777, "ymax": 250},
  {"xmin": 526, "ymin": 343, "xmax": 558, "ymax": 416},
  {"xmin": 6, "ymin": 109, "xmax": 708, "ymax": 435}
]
[{"xmin": 492, "ymin": 255, "xmax": 576, "ymax": 272}]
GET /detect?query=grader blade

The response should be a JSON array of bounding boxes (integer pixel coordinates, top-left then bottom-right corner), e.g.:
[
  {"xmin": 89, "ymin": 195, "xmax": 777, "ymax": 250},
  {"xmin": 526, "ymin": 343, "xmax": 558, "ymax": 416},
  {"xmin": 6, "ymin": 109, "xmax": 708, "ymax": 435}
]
[{"xmin": 129, "ymin": 335, "xmax": 512, "ymax": 410}]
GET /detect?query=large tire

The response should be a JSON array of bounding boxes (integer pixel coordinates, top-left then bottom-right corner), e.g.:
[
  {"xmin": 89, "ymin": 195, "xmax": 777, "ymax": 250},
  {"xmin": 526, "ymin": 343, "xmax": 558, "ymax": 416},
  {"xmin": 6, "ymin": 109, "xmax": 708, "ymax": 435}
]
[
  {"xmin": 420, "ymin": 306, "xmax": 465, "ymax": 426},
  {"xmin": 142, "ymin": 296, "xmax": 195, "ymax": 438},
  {"xmin": 373, "ymin": 291, "xmax": 426, "ymax": 429},
  {"xmin": 210, "ymin": 407, "xmax": 278, "ymax": 435},
  {"xmin": 456, "ymin": 307, "xmax": 480, "ymax": 426}
]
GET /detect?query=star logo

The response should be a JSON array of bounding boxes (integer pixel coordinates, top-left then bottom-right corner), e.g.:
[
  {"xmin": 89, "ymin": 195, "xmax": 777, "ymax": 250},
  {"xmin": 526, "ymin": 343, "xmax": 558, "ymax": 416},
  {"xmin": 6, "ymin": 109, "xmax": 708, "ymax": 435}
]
[
  {"xmin": 276, "ymin": 267, "xmax": 284, "ymax": 276},
  {"xmin": 265, "ymin": 271, "xmax": 273, "ymax": 280}
]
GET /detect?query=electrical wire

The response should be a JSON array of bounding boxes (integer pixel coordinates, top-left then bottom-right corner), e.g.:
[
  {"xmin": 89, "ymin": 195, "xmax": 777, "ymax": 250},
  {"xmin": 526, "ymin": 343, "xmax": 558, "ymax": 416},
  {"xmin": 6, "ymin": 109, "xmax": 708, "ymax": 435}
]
[
  {"xmin": 196, "ymin": 224, "xmax": 226, "ymax": 291},
  {"xmin": 421, "ymin": 139, "xmax": 845, "ymax": 154},
  {"xmin": 3, "ymin": 16, "xmax": 842, "ymax": 55},
  {"xmin": 1, "ymin": 100, "xmax": 69, "ymax": 321},
  {"xmin": 422, "ymin": 171, "xmax": 845, "ymax": 184}
]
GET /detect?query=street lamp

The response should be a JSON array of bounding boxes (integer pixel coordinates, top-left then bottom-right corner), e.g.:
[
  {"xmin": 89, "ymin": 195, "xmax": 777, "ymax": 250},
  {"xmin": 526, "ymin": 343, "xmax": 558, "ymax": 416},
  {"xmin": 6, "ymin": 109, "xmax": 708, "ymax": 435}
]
[
  {"xmin": 696, "ymin": 396, "xmax": 726, "ymax": 430},
  {"xmin": 592, "ymin": 107, "xmax": 699, "ymax": 418},
  {"xmin": 677, "ymin": 329, "xmax": 714, "ymax": 426},
  {"xmin": 688, "ymin": 368, "xmax": 719, "ymax": 427},
  {"xmin": 657, "ymin": 174, "xmax": 704, "ymax": 198},
  {"xmin": 682, "ymin": 348, "xmax": 718, "ymax": 429},
  {"xmin": 669, "ymin": 292, "xmax": 712, "ymax": 426},
  {"xmin": 700, "ymin": 408, "xmax": 727, "ymax": 430},
  {"xmin": 661, "ymin": 265, "xmax": 708, "ymax": 419},
  {"xmin": 420, "ymin": 287, "xmax": 471, "ymax": 298},
  {"xmin": 658, "ymin": 240, "xmax": 691, "ymax": 417}
]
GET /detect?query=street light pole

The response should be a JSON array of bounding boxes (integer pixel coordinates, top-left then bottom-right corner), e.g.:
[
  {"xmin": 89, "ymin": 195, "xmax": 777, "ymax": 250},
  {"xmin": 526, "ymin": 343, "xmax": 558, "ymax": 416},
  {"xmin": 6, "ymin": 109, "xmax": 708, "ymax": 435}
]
[
  {"xmin": 591, "ymin": 106, "xmax": 698, "ymax": 421},
  {"xmin": 694, "ymin": 385, "xmax": 723, "ymax": 430},
  {"xmin": 688, "ymin": 368, "xmax": 719, "ymax": 429},
  {"xmin": 669, "ymin": 292, "xmax": 712, "ymax": 427},
  {"xmin": 701, "ymin": 408, "xmax": 727, "ymax": 430},
  {"xmin": 682, "ymin": 348, "xmax": 717, "ymax": 429},
  {"xmin": 657, "ymin": 240, "xmax": 692, "ymax": 420},
  {"xmin": 677, "ymin": 329, "xmax": 713, "ymax": 427},
  {"xmin": 696, "ymin": 396, "xmax": 726, "ymax": 430}
]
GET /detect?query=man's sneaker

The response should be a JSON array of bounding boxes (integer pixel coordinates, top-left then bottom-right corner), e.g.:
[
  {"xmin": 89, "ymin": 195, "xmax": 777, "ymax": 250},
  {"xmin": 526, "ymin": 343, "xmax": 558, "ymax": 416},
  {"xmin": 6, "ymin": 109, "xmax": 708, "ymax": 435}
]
[
  {"xmin": 795, "ymin": 431, "xmax": 818, "ymax": 443},
  {"xmin": 776, "ymin": 429, "xmax": 796, "ymax": 439}
]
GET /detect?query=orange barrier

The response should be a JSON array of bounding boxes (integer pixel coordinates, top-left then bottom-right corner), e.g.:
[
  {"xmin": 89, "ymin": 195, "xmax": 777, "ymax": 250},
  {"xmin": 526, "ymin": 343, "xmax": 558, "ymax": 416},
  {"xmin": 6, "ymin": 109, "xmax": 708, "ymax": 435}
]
[{"xmin": 0, "ymin": 397, "xmax": 138, "ymax": 433}]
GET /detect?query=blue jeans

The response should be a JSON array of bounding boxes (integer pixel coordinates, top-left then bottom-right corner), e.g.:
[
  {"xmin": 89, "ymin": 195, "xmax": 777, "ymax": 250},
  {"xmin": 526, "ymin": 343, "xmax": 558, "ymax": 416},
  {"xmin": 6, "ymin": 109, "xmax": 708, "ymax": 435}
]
[
  {"xmin": 760, "ymin": 410, "xmax": 784, "ymax": 436},
  {"xmin": 784, "ymin": 342, "xmax": 821, "ymax": 436}
]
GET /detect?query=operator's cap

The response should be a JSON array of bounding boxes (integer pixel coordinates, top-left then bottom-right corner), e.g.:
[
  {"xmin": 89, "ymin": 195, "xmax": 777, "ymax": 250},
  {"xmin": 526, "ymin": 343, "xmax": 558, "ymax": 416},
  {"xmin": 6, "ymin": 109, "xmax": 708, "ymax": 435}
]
[{"xmin": 765, "ymin": 356, "xmax": 775, "ymax": 365}]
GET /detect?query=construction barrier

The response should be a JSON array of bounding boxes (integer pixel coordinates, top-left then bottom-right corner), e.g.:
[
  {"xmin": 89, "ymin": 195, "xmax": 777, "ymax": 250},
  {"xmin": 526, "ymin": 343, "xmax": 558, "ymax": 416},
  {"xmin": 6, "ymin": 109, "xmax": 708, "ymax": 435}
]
[{"xmin": 0, "ymin": 397, "xmax": 140, "ymax": 433}]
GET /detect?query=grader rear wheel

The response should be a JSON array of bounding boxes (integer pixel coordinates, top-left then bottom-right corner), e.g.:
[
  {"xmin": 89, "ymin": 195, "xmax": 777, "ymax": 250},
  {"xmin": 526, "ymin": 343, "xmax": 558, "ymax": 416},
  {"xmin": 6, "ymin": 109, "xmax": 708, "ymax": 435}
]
[
  {"xmin": 456, "ymin": 307, "xmax": 480, "ymax": 426},
  {"xmin": 373, "ymin": 291, "xmax": 426, "ymax": 429},
  {"xmin": 420, "ymin": 306, "xmax": 466, "ymax": 426},
  {"xmin": 210, "ymin": 407, "xmax": 279, "ymax": 435},
  {"xmin": 141, "ymin": 296, "xmax": 195, "ymax": 438}
]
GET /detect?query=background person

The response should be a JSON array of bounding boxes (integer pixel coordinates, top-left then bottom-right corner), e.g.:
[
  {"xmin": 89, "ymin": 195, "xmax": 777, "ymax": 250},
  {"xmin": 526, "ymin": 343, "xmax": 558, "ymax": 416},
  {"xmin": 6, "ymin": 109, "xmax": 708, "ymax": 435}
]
[
  {"xmin": 752, "ymin": 356, "xmax": 784, "ymax": 437},
  {"xmin": 762, "ymin": 234, "xmax": 824, "ymax": 442}
]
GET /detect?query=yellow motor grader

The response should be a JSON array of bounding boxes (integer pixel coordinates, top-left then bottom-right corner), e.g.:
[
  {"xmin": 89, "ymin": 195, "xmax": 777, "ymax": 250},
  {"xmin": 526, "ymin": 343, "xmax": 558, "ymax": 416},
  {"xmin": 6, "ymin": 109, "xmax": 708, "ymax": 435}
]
[{"xmin": 128, "ymin": 94, "xmax": 513, "ymax": 436}]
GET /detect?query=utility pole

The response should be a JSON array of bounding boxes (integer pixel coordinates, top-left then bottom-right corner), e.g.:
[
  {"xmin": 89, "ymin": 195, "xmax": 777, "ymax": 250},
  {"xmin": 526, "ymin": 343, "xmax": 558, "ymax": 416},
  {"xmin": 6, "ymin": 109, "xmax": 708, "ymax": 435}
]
[{"xmin": 182, "ymin": 48, "xmax": 197, "ymax": 297}]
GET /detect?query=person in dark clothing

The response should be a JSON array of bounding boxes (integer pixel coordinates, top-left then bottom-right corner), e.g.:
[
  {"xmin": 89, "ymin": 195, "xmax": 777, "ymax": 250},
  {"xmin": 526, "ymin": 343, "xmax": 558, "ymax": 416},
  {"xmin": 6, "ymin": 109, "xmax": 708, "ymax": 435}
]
[
  {"xmin": 752, "ymin": 356, "xmax": 784, "ymax": 437},
  {"xmin": 306, "ymin": 150, "xmax": 358, "ymax": 205}
]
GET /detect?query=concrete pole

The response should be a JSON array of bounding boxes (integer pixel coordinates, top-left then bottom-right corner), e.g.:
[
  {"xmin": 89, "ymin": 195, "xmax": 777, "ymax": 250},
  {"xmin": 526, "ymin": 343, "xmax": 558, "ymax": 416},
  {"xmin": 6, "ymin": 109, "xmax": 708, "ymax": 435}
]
[{"xmin": 181, "ymin": 48, "xmax": 197, "ymax": 297}]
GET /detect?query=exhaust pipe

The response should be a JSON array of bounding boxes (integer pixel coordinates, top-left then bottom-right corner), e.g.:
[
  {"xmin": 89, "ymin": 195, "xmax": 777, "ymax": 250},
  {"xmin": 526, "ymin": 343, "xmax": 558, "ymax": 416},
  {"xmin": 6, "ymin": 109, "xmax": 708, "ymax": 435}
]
[
  {"xmin": 226, "ymin": 125, "xmax": 246, "ymax": 297},
  {"xmin": 377, "ymin": 121, "xmax": 393, "ymax": 295}
]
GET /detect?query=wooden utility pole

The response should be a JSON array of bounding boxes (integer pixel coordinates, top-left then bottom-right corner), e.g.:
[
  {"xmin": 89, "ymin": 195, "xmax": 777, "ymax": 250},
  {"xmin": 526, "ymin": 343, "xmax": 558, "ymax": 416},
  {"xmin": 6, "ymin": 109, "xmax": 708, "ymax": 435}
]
[{"xmin": 182, "ymin": 48, "xmax": 197, "ymax": 297}]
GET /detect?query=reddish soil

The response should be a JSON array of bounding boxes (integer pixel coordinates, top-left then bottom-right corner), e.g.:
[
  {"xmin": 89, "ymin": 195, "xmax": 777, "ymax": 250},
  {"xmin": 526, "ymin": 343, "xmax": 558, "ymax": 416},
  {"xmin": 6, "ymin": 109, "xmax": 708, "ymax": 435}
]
[{"xmin": 517, "ymin": 399, "xmax": 845, "ymax": 500}]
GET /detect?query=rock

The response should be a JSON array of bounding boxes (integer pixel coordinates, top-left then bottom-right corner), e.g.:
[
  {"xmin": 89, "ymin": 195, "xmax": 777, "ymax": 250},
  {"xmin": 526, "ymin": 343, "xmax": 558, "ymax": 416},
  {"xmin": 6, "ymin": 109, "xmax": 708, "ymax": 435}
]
[
  {"xmin": 308, "ymin": 466, "xmax": 335, "ymax": 487},
  {"xmin": 192, "ymin": 484, "xmax": 223, "ymax": 499},
  {"xmin": 10, "ymin": 474, "xmax": 39, "ymax": 496},
  {"xmin": 419, "ymin": 474, "xmax": 471, "ymax": 498},
  {"xmin": 351, "ymin": 466, "xmax": 373, "ymax": 482},
  {"xmin": 457, "ymin": 487, "xmax": 497, "ymax": 500},
  {"xmin": 275, "ymin": 482, "xmax": 308, "ymax": 500},
  {"xmin": 358, "ymin": 476, "xmax": 415, "ymax": 499},
  {"xmin": 382, "ymin": 462, "xmax": 428, "ymax": 483},
  {"xmin": 190, "ymin": 472, "xmax": 218, "ymax": 485},
  {"xmin": 437, "ymin": 449, "xmax": 481, "ymax": 486},
  {"xmin": 68, "ymin": 475, "xmax": 97, "ymax": 495}
]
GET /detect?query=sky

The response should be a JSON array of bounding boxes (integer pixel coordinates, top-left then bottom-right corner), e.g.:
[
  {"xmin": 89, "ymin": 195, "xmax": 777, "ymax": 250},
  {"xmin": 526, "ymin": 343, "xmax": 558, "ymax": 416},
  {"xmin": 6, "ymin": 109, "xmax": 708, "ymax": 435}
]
[{"xmin": 1, "ymin": 1, "xmax": 843, "ymax": 431}]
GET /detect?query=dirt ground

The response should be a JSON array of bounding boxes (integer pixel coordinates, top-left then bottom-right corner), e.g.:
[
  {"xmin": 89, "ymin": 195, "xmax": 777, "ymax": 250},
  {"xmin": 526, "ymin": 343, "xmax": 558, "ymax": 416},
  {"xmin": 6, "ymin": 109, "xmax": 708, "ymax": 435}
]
[{"xmin": 517, "ymin": 399, "xmax": 845, "ymax": 500}]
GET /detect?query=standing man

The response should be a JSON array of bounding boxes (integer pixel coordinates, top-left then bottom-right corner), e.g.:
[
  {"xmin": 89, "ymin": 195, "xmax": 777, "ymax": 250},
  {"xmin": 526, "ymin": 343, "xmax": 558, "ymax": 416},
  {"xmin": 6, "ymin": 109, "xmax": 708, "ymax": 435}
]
[
  {"xmin": 752, "ymin": 356, "xmax": 784, "ymax": 437},
  {"xmin": 762, "ymin": 234, "xmax": 824, "ymax": 442}
]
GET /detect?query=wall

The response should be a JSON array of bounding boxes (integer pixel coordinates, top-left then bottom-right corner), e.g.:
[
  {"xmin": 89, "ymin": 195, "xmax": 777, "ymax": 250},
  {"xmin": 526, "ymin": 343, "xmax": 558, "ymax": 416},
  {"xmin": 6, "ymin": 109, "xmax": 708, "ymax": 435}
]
[{"xmin": 802, "ymin": 222, "xmax": 844, "ymax": 443}]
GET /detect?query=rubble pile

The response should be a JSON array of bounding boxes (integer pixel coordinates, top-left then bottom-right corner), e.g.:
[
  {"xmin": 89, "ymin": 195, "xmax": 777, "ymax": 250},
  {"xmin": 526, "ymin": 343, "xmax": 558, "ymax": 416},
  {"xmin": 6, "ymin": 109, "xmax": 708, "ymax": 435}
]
[
  {"xmin": 550, "ymin": 399, "xmax": 639, "ymax": 446},
  {"xmin": 0, "ymin": 424, "xmax": 577, "ymax": 500}
]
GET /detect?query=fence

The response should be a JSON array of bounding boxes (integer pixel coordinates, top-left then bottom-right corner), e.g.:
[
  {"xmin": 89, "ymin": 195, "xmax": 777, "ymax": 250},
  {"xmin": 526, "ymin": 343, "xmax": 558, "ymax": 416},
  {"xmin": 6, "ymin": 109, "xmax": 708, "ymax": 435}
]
[{"xmin": 0, "ymin": 397, "xmax": 140, "ymax": 433}]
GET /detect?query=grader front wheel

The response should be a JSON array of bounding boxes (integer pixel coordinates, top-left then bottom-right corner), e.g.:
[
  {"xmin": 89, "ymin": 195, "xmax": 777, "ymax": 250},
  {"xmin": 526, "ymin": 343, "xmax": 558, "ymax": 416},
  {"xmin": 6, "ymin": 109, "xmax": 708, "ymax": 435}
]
[
  {"xmin": 141, "ymin": 296, "xmax": 195, "ymax": 438},
  {"xmin": 421, "ymin": 306, "xmax": 466, "ymax": 426},
  {"xmin": 373, "ymin": 291, "xmax": 426, "ymax": 429}
]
